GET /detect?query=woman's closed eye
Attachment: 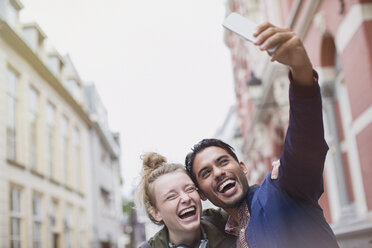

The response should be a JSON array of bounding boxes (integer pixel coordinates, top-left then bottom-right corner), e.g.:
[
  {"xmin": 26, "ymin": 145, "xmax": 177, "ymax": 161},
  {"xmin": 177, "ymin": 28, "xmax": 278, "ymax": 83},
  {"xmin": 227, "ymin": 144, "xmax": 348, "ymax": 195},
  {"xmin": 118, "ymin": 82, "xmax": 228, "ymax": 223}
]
[
  {"xmin": 165, "ymin": 194, "xmax": 177, "ymax": 201},
  {"xmin": 185, "ymin": 186, "xmax": 196, "ymax": 193}
]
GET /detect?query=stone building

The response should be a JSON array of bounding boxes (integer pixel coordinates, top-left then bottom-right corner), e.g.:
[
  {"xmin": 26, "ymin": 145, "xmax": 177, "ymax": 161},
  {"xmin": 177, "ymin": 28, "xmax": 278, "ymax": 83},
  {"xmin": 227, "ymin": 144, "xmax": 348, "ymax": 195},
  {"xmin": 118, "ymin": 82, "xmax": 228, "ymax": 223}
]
[{"xmin": 0, "ymin": 0, "xmax": 123, "ymax": 247}]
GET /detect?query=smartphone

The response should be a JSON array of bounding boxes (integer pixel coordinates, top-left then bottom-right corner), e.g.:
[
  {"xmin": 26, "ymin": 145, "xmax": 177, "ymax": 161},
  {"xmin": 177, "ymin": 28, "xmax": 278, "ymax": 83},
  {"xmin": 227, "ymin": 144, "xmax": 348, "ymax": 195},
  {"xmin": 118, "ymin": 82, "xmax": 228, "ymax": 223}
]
[
  {"xmin": 223, "ymin": 12, "xmax": 258, "ymax": 43},
  {"xmin": 223, "ymin": 13, "xmax": 276, "ymax": 53}
]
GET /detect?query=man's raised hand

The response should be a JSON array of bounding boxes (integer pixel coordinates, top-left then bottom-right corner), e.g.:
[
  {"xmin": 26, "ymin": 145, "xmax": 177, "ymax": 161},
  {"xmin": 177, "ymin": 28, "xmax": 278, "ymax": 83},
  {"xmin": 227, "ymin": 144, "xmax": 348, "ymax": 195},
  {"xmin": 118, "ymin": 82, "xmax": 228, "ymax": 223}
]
[{"xmin": 253, "ymin": 23, "xmax": 314, "ymax": 86}]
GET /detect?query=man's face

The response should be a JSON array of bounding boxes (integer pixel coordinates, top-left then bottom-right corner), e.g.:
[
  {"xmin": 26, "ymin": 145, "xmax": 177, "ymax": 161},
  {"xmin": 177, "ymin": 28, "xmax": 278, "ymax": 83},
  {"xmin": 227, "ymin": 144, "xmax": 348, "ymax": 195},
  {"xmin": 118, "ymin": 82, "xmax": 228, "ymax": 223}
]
[{"xmin": 192, "ymin": 146, "xmax": 249, "ymax": 210}]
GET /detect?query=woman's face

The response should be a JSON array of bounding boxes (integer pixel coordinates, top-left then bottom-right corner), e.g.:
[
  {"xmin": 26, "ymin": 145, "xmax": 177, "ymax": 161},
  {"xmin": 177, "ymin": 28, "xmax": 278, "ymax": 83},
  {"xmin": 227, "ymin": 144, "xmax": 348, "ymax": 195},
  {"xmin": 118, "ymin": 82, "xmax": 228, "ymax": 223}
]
[{"xmin": 151, "ymin": 171, "xmax": 202, "ymax": 235}]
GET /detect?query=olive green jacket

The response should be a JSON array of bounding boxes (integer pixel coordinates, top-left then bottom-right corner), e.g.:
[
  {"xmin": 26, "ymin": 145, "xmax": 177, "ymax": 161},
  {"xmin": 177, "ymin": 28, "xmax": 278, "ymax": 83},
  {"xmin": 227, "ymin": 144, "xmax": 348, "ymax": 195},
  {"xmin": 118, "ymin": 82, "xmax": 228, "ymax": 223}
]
[{"xmin": 140, "ymin": 208, "xmax": 235, "ymax": 248}]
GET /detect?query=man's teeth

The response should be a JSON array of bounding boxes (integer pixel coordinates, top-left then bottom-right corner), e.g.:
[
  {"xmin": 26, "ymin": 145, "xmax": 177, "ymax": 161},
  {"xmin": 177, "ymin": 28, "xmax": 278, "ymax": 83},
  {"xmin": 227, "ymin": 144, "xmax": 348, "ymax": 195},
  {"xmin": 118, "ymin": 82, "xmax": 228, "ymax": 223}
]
[
  {"xmin": 218, "ymin": 179, "xmax": 235, "ymax": 192},
  {"xmin": 179, "ymin": 207, "xmax": 195, "ymax": 216}
]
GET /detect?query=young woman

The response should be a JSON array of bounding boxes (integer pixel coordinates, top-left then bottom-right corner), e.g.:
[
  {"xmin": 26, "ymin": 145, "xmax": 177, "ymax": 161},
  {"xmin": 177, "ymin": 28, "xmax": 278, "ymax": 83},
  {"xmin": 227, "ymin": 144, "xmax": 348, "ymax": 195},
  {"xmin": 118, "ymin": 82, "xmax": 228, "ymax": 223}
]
[{"xmin": 137, "ymin": 152, "xmax": 235, "ymax": 248}]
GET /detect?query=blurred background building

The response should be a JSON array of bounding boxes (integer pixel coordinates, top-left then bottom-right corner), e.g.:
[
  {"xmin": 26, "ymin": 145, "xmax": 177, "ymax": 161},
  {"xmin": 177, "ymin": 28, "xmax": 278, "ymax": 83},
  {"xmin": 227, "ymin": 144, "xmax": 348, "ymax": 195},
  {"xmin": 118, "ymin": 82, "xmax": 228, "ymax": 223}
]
[
  {"xmin": 220, "ymin": 0, "xmax": 372, "ymax": 247},
  {"xmin": 0, "ymin": 0, "xmax": 126, "ymax": 247},
  {"xmin": 85, "ymin": 84, "xmax": 123, "ymax": 248}
]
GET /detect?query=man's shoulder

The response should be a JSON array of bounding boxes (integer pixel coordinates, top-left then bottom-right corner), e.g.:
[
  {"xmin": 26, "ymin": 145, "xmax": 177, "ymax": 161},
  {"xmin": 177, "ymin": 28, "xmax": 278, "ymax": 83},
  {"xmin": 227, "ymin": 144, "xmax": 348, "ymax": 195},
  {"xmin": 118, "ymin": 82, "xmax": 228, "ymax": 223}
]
[
  {"xmin": 250, "ymin": 172, "xmax": 282, "ymax": 192},
  {"xmin": 247, "ymin": 175, "xmax": 273, "ymax": 199},
  {"xmin": 246, "ymin": 174, "xmax": 285, "ymax": 206}
]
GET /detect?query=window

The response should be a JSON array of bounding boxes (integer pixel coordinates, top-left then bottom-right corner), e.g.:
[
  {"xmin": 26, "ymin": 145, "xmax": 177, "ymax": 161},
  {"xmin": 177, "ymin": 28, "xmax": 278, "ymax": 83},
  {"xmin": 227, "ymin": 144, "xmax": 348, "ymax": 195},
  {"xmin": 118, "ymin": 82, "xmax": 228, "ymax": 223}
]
[
  {"xmin": 7, "ymin": 1, "xmax": 18, "ymax": 29},
  {"xmin": 100, "ymin": 187, "xmax": 112, "ymax": 216},
  {"xmin": 66, "ymin": 79, "xmax": 80, "ymax": 102},
  {"xmin": 64, "ymin": 205, "xmax": 73, "ymax": 248},
  {"xmin": 49, "ymin": 200, "xmax": 57, "ymax": 229},
  {"xmin": 10, "ymin": 186, "xmax": 22, "ymax": 248},
  {"xmin": 46, "ymin": 103, "xmax": 56, "ymax": 177},
  {"xmin": 100, "ymin": 149, "xmax": 108, "ymax": 165},
  {"xmin": 29, "ymin": 87, "xmax": 39, "ymax": 169},
  {"xmin": 73, "ymin": 128, "xmax": 81, "ymax": 189},
  {"xmin": 32, "ymin": 194, "xmax": 42, "ymax": 248},
  {"xmin": 61, "ymin": 116, "xmax": 69, "ymax": 184},
  {"xmin": 47, "ymin": 56, "xmax": 61, "ymax": 77},
  {"xmin": 7, "ymin": 68, "xmax": 18, "ymax": 161},
  {"xmin": 22, "ymin": 27, "xmax": 37, "ymax": 52},
  {"xmin": 49, "ymin": 200, "xmax": 58, "ymax": 248},
  {"xmin": 78, "ymin": 209, "xmax": 84, "ymax": 248},
  {"xmin": 22, "ymin": 25, "xmax": 45, "ymax": 54}
]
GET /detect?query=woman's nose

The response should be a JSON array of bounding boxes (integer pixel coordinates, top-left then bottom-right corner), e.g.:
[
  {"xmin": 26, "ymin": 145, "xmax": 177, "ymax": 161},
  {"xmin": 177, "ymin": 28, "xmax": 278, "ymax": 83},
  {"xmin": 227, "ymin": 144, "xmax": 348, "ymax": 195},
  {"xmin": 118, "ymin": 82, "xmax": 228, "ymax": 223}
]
[{"xmin": 180, "ymin": 192, "xmax": 191, "ymax": 202}]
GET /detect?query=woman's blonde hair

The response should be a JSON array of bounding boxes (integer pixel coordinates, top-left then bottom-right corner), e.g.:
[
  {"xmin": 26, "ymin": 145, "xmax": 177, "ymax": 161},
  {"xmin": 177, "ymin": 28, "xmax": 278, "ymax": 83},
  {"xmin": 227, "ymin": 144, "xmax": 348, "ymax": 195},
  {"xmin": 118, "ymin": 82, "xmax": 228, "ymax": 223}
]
[{"xmin": 137, "ymin": 152, "xmax": 186, "ymax": 225}]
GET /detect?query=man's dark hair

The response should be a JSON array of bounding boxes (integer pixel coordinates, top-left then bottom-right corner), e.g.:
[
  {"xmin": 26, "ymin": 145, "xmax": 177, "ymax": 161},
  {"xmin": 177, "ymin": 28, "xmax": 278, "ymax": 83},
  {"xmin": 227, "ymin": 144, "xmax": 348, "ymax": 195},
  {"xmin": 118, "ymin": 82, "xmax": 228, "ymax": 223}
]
[{"xmin": 185, "ymin": 138, "xmax": 240, "ymax": 185}]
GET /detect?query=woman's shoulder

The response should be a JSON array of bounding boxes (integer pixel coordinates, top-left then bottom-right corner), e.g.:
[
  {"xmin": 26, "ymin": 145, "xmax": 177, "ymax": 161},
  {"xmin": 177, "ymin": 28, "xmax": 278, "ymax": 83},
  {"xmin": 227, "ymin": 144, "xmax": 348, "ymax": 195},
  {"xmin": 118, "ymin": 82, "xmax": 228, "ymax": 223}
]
[
  {"xmin": 138, "ymin": 226, "xmax": 168, "ymax": 248},
  {"xmin": 138, "ymin": 242, "xmax": 152, "ymax": 248},
  {"xmin": 201, "ymin": 208, "xmax": 236, "ymax": 248}
]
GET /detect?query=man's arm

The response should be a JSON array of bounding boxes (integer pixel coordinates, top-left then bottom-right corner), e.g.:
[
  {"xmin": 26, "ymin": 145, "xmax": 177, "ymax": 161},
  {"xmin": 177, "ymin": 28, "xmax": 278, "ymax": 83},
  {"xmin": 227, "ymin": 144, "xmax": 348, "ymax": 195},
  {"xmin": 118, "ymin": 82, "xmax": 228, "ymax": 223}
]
[
  {"xmin": 254, "ymin": 23, "xmax": 328, "ymax": 201},
  {"xmin": 280, "ymin": 75, "xmax": 328, "ymax": 202}
]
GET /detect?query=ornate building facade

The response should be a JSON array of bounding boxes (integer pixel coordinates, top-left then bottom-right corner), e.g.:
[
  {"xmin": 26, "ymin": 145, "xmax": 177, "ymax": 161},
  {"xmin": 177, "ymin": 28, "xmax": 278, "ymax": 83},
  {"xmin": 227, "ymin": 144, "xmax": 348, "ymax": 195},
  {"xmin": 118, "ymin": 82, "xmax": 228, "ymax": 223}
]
[{"xmin": 222, "ymin": 0, "xmax": 372, "ymax": 246}]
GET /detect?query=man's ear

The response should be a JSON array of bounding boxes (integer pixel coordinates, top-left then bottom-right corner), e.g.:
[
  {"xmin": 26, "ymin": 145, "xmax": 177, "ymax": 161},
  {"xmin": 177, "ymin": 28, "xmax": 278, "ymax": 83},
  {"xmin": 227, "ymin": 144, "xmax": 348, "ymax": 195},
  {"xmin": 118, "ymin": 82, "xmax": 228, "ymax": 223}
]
[
  {"xmin": 149, "ymin": 207, "xmax": 162, "ymax": 223},
  {"xmin": 239, "ymin": 161, "xmax": 248, "ymax": 174}
]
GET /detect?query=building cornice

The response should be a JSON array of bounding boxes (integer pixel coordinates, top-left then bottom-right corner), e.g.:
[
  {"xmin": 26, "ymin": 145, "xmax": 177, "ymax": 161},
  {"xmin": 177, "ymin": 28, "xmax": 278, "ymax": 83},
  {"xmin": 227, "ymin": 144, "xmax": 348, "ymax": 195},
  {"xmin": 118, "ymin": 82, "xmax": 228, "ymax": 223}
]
[
  {"xmin": 9, "ymin": 0, "xmax": 23, "ymax": 10},
  {"xmin": 0, "ymin": 19, "xmax": 92, "ymax": 127}
]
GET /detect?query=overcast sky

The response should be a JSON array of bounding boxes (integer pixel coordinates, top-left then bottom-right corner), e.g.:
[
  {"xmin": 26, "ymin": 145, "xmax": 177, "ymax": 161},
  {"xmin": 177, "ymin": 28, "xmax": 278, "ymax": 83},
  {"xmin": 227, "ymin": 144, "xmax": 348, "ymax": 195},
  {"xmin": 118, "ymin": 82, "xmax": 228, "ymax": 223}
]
[{"xmin": 21, "ymin": 0, "xmax": 235, "ymax": 197}]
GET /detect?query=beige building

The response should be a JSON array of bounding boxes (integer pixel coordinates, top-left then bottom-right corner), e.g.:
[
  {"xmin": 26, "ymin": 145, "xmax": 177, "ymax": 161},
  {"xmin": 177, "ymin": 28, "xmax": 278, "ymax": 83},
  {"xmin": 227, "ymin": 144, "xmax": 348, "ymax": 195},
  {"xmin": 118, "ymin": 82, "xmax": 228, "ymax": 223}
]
[{"xmin": 0, "ymin": 0, "xmax": 97, "ymax": 247}]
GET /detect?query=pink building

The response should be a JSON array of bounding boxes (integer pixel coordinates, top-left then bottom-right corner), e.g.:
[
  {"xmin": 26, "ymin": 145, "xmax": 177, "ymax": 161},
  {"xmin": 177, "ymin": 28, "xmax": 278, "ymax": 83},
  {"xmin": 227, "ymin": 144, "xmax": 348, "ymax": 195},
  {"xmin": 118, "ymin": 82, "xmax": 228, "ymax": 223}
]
[{"xmin": 223, "ymin": 0, "xmax": 372, "ymax": 246}]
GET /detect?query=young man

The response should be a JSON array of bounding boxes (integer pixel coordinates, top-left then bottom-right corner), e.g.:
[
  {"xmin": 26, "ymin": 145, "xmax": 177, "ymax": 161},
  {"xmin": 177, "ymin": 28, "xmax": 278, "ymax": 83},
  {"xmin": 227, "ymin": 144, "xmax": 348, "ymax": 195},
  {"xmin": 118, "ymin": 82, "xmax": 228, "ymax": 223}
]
[{"xmin": 185, "ymin": 22, "xmax": 339, "ymax": 248}]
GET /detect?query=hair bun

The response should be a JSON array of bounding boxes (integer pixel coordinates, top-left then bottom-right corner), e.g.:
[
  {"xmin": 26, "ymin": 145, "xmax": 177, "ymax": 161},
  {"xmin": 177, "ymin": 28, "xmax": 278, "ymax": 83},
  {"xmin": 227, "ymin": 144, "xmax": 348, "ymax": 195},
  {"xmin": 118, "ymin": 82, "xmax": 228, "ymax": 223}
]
[{"xmin": 142, "ymin": 152, "xmax": 167, "ymax": 172}]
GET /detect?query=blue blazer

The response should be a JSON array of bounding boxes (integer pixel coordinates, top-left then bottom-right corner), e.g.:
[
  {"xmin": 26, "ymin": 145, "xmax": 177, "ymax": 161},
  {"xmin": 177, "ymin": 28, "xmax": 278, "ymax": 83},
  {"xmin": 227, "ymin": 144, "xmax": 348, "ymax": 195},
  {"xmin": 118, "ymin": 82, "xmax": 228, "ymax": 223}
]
[{"xmin": 245, "ymin": 80, "xmax": 339, "ymax": 248}]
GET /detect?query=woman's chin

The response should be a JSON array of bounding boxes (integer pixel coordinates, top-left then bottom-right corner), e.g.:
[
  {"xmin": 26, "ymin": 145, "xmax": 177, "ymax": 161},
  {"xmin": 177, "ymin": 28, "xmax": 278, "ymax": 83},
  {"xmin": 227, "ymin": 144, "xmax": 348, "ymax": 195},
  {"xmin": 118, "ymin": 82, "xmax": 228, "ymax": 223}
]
[{"xmin": 179, "ymin": 216, "xmax": 200, "ymax": 231}]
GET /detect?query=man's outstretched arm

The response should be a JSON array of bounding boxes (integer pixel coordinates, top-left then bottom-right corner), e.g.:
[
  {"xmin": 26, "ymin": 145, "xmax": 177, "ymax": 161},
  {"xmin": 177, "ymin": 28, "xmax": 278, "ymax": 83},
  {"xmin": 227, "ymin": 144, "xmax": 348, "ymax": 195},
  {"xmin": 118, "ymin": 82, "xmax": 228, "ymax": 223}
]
[{"xmin": 253, "ymin": 23, "xmax": 328, "ymax": 201}]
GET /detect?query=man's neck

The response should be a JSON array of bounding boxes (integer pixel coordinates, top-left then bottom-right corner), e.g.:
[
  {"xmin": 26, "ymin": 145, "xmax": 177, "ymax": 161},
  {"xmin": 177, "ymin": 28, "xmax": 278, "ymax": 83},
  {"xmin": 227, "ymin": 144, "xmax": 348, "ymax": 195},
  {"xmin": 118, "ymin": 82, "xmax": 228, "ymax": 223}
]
[{"xmin": 225, "ymin": 207, "xmax": 240, "ymax": 223}]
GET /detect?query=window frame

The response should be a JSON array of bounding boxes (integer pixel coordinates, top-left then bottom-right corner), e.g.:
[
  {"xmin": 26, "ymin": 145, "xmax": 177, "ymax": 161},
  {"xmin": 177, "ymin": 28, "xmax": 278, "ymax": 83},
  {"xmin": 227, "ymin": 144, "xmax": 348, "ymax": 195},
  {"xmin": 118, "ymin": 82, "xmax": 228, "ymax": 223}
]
[
  {"xmin": 9, "ymin": 186, "xmax": 22, "ymax": 248},
  {"xmin": 6, "ymin": 67, "xmax": 19, "ymax": 162}
]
